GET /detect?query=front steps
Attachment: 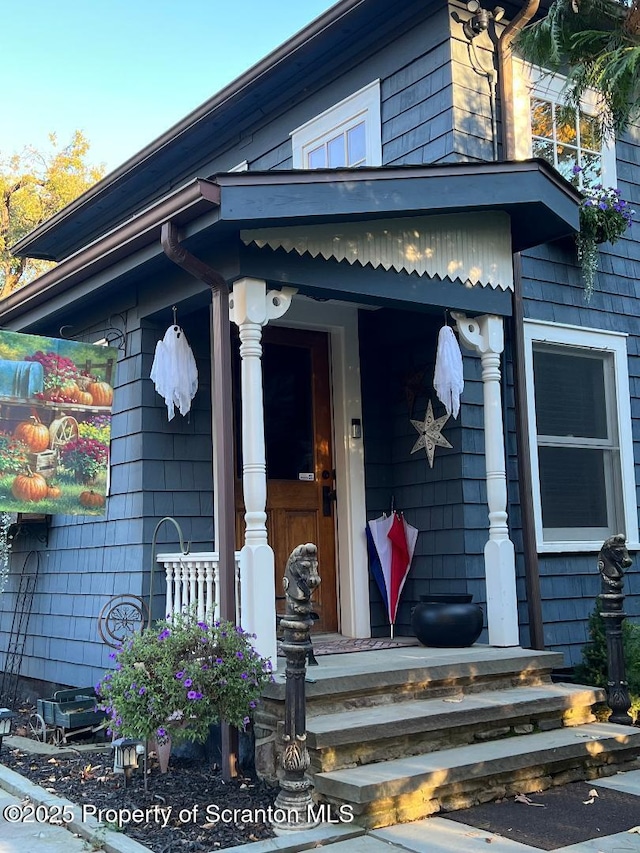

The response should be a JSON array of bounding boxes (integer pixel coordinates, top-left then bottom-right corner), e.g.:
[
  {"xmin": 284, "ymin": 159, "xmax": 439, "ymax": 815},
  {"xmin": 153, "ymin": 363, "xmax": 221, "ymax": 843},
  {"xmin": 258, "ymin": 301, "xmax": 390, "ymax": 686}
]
[{"xmin": 255, "ymin": 645, "xmax": 640, "ymax": 828}]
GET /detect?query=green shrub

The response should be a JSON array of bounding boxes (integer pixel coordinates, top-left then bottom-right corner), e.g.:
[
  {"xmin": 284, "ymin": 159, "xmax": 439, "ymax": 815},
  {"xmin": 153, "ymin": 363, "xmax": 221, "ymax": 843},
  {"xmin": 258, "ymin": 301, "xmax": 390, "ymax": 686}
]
[{"xmin": 574, "ymin": 598, "xmax": 640, "ymax": 720}]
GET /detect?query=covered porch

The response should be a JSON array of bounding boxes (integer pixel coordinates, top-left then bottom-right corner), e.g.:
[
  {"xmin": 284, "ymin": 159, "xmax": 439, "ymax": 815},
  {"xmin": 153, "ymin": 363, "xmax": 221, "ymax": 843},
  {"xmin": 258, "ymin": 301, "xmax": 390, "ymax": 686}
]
[{"xmin": 146, "ymin": 160, "xmax": 581, "ymax": 666}]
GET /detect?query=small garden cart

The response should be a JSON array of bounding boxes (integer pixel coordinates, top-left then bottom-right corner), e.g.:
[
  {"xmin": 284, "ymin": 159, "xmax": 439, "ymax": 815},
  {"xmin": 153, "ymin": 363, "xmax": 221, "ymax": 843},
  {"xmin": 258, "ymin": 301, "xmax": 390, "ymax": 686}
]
[{"xmin": 29, "ymin": 687, "xmax": 107, "ymax": 745}]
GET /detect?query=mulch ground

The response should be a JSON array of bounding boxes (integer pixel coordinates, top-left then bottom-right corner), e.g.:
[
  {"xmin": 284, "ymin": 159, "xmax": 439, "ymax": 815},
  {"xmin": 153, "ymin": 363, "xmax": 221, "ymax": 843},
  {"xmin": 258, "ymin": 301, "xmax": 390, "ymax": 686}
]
[
  {"xmin": 447, "ymin": 780, "xmax": 640, "ymax": 850},
  {"xmin": 2, "ymin": 732, "xmax": 279, "ymax": 852}
]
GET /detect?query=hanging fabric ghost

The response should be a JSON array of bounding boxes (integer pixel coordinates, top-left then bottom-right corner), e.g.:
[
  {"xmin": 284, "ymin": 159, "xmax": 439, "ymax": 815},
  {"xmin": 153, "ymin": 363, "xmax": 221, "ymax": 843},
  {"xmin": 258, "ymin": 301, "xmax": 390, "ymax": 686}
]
[
  {"xmin": 433, "ymin": 323, "xmax": 464, "ymax": 419},
  {"xmin": 150, "ymin": 324, "xmax": 198, "ymax": 420}
]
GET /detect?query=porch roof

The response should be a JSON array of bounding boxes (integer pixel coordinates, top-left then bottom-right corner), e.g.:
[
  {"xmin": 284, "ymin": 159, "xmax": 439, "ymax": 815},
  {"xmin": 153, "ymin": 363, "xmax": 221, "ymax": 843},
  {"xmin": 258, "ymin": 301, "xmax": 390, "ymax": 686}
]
[{"xmin": 2, "ymin": 160, "xmax": 580, "ymax": 327}]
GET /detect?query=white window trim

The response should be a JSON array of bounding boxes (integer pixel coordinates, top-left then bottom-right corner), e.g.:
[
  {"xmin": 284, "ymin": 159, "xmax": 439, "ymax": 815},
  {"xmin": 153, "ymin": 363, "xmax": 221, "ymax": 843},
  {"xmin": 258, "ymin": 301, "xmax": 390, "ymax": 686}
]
[
  {"xmin": 524, "ymin": 319, "xmax": 638, "ymax": 553},
  {"xmin": 513, "ymin": 61, "xmax": 617, "ymax": 186},
  {"xmin": 290, "ymin": 80, "xmax": 382, "ymax": 169}
]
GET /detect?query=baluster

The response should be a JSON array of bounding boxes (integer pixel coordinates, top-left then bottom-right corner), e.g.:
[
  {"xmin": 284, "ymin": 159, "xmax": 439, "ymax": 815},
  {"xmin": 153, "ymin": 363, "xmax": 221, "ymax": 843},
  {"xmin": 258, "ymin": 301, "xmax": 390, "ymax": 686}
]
[
  {"xmin": 213, "ymin": 560, "xmax": 220, "ymax": 623},
  {"xmin": 235, "ymin": 554, "xmax": 241, "ymax": 624},
  {"xmin": 196, "ymin": 563, "xmax": 206, "ymax": 622},
  {"xmin": 165, "ymin": 561, "xmax": 174, "ymax": 621},
  {"xmin": 188, "ymin": 560, "xmax": 197, "ymax": 613}
]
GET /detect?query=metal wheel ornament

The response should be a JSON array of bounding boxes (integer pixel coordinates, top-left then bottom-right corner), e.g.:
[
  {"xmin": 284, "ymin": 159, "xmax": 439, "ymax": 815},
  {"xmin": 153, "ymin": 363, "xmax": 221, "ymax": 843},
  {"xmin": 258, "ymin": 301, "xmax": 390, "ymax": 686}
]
[
  {"xmin": 28, "ymin": 712, "xmax": 47, "ymax": 742},
  {"xmin": 98, "ymin": 595, "xmax": 149, "ymax": 648},
  {"xmin": 48, "ymin": 415, "xmax": 79, "ymax": 450}
]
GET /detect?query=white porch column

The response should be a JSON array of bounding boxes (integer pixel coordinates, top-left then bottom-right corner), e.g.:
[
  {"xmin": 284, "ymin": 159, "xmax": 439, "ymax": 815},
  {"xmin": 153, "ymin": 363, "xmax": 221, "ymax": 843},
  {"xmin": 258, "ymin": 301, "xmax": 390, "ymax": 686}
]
[
  {"xmin": 229, "ymin": 277, "xmax": 296, "ymax": 665},
  {"xmin": 452, "ymin": 313, "xmax": 519, "ymax": 647}
]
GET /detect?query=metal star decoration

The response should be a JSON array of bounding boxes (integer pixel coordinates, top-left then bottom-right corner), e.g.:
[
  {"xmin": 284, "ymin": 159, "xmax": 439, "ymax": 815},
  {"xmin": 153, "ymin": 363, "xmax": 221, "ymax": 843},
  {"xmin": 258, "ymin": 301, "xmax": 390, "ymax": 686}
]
[{"xmin": 410, "ymin": 399, "xmax": 452, "ymax": 468}]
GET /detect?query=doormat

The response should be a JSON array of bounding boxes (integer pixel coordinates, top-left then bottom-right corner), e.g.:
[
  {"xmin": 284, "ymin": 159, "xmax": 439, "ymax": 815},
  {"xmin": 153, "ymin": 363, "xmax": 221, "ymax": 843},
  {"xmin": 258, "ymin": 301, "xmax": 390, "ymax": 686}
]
[
  {"xmin": 446, "ymin": 781, "xmax": 640, "ymax": 850},
  {"xmin": 278, "ymin": 637, "xmax": 419, "ymax": 657}
]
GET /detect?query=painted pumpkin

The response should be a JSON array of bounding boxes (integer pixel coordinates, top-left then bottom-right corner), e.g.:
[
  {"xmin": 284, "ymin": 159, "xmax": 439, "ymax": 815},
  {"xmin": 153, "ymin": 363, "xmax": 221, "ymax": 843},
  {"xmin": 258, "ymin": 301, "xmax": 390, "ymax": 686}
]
[
  {"xmin": 46, "ymin": 484, "xmax": 62, "ymax": 499},
  {"xmin": 12, "ymin": 472, "xmax": 48, "ymax": 502},
  {"xmin": 79, "ymin": 490, "xmax": 105, "ymax": 509},
  {"xmin": 88, "ymin": 382, "xmax": 113, "ymax": 407},
  {"xmin": 60, "ymin": 380, "xmax": 80, "ymax": 401},
  {"xmin": 14, "ymin": 417, "xmax": 50, "ymax": 452},
  {"xmin": 76, "ymin": 390, "xmax": 93, "ymax": 406}
]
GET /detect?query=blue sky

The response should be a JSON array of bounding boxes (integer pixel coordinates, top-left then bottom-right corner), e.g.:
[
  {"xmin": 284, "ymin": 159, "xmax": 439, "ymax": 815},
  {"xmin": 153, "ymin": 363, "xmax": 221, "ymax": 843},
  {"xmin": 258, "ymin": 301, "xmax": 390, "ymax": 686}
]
[{"xmin": 3, "ymin": 1, "xmax": 335, "ymax": 174}]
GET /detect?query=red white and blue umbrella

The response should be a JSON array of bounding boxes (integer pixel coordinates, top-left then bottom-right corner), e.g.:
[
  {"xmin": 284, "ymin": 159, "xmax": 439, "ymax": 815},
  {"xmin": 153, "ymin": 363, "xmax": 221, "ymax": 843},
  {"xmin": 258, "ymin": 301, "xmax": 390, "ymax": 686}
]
[{"xmin": 367, "ymin": 512, "xmax": 418, "ymax": 637}]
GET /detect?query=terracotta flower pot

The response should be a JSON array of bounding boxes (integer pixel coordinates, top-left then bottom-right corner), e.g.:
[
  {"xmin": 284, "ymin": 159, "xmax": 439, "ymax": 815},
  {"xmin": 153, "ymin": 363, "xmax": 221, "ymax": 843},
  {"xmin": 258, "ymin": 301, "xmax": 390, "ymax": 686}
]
[{"xmin": 155, "ymin": 735, "xmax": 172, "ymax": 773}]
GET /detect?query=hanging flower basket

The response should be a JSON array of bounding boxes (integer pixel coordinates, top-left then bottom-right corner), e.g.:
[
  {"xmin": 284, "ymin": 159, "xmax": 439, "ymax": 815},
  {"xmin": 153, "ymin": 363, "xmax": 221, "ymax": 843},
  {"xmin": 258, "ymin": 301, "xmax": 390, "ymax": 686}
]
[{"xmin": 575, "ymin": 171, "xmax": 634, "ymax": 301}]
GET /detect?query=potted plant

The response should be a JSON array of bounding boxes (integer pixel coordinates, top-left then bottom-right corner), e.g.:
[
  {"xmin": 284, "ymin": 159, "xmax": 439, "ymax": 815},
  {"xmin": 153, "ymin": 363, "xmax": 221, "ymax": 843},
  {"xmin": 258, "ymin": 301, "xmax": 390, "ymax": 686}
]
[
  {"xmin": 95, "ymin": 611, "xmax": 274, "ymax": 771},
  {"xmin": 59, "ymin": 437, "xmax": 108, "ymax": 483},
  {"xmin": 575, "ymin": 170, "xmax": 635, "ymax": 301}
]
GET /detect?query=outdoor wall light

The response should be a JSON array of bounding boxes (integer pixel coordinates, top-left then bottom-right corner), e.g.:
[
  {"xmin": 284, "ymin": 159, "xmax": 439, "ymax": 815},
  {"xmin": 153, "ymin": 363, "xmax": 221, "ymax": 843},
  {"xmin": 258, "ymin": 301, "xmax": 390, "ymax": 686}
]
[
  {"xmin": 0, "ymin": 708, "xmax": 16, "ymax": 749},
  {"xmin": 351, "ymin": 418, "xmax": 362, "ymax": 439},
  {"xmin": 111, "ymin": 737, "xmax": 145, "ymax": 785}
]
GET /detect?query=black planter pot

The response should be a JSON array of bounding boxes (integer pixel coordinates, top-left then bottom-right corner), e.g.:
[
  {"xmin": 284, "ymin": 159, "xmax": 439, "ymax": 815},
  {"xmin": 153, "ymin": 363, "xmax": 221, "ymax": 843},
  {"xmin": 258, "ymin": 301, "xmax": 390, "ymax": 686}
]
[{"xmin": 411, "ymin": 594, "xmax": 483, "ymax": 648}]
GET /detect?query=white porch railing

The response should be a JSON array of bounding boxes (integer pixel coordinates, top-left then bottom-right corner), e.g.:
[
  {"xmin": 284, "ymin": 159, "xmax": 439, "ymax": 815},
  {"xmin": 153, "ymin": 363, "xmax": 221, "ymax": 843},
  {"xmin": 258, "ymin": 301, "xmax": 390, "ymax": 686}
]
[{"xmin": 156, "ymin": 551, "xmax": 242, "ymax": 625}]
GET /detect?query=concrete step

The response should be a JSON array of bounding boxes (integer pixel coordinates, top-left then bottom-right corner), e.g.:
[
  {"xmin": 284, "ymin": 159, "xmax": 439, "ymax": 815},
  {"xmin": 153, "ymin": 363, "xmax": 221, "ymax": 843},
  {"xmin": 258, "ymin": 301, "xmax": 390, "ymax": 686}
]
[
  {"xmin": 263, "ymin": 646, "xmax": 564, "ymax": 718},
  {"xmin": 314, "ymin": 721, "xmax": 640, "ymax": 828},
  {"xmin": 306, "ymin": 683, "xmax": 604, "ymax": 771}
]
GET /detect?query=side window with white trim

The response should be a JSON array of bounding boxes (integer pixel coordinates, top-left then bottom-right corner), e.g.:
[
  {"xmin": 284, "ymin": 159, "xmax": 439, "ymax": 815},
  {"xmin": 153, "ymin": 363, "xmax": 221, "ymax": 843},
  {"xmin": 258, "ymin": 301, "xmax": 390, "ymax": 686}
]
[
  {"xmin": 524, "ymin": 321, "xmax": 637, "ymax": 552},
  {"xmin": 513, "ymin": 65, "xmax": 616, "ymax": 186},
  {"xmin": 291, "ymin": 80, "xmax": 382, "ymax": 169}
]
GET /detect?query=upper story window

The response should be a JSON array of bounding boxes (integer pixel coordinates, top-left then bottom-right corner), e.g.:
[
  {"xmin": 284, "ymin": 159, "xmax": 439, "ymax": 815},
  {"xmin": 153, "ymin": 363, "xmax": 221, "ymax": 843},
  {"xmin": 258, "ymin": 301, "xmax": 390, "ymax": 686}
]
[
  {"xmin": 524, "ymin": 320, "xmax": 637, "ymax": 553},
  {"xmin": 291, "ymin": 80, "xmax": 382, "ymax": 169},
  {"xmin": 514, "ymin": 65, "xmax": 616, "ymax": 186}
]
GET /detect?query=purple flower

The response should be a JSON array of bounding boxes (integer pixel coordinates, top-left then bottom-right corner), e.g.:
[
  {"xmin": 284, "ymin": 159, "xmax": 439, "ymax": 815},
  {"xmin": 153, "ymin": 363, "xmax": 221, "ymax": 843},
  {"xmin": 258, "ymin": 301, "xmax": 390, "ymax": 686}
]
[
  {"xmin": 108, "ymin": 652, "xmax": 116, "ymax": 660},
  {"xmin": 197, "ymin": 621, "xmax": 208, "ymax": 630},
  {"xmin": 175, "ymin": 671, "xmax": 185, "ymax": 680},
  {"xmin": 187, "ymin": 690, "xmax": 203, "ymax": 700},
  {"xmin": 242, "ymin": 716, "xmax": 250, "ymax": 727},
  {"xmin": 241, "ymin": 673, "xmax": 248, "ymax": 680},
  {"xmin": 572, "ymin": 164, "xmax": 582, "ymax": 175},
  {"xmin": 184, "ymin": 678, "xmax": 193, "ymax": 688},
  {"xmin": 201, "ymin": 664, "xmax": 209, "ymax": 671},
  {"xmin": 215, "ymin": 657, "xmax": 223, "ymax": 665},
  {"xmin": 249, "ymin": 701, "xmax": 257, "ymax": 709},
  {"xmin": 138, "ymin": 687, "xmax": 146, "ymax": 696},
  {"xmin": 158, "ymin": 628, "xmax": 171, "ymax": 641},
  {"xmin": 157, "ymin": 727, "xmax": 166, "ymax": 738},
  {"xmin": 236, "ymin": 652, "xmax": 244, "ymax": 660}
]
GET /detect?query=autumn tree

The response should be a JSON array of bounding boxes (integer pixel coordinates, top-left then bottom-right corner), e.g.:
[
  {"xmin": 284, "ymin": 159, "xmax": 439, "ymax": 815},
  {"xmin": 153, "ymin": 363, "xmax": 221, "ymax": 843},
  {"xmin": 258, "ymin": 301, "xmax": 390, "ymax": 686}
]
[
  {"xmin": 516, "ymin": 0, "xmax": 640, "ymax": 136},
  {"xmin": 0, "ymin": 131, "xmax": 104, "ymax": 298}
]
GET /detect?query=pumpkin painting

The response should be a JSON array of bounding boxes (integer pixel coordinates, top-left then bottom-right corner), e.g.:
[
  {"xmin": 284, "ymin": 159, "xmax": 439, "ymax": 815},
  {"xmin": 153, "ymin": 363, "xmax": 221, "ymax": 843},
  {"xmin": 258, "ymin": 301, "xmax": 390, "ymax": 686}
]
[
  {"xmin": 88, "ymin": 382, "xmax": 113, "ymax": 407},
  {"xmin": 14, "ymin": 416, "xmax": 50, "ymax": 452},
  {"xmin": 12, "ymin": 471, "xmax": 48, "ymax": 502},
  {"xmin": 46, "ymin": 484, "xmax": 62, "ymax": 499},
  {"xmin": 79, "ymin": 490, "xmax": 105, "ymax": 509},
  {"xmin": 76, "ymin": 390, "xmax": 93, "ymax": 406}
]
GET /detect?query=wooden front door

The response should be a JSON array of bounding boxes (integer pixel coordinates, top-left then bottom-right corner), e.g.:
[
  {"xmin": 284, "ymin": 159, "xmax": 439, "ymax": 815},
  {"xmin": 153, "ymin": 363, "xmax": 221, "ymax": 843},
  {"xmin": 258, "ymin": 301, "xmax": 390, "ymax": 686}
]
[{"xmin": 234, "ymin": 327, "xmax": 338, "ymax": 633}]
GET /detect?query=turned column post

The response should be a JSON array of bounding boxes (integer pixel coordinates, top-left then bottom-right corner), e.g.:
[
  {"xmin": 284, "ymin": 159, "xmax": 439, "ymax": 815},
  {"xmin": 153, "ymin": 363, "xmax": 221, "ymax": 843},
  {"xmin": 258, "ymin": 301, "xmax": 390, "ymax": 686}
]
[
  {"xmin": 229, "ymin": 278, "xmax": 296, "ymax": 665},
  {"xmin": 453, "ymin": 312, "xmax": 519, "ymax": 647}
]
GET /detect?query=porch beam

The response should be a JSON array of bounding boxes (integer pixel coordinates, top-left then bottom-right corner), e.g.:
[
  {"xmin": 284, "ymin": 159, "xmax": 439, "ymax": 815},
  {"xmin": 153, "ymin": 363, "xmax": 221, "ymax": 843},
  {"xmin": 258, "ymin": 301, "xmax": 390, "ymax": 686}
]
[
  {"xmin": 453, "ymin": 312, "xmax": 519, "ymax": 647},
  {"xmin": 238, "ymin": 249, "xmax": 513, "ymax": 316}
]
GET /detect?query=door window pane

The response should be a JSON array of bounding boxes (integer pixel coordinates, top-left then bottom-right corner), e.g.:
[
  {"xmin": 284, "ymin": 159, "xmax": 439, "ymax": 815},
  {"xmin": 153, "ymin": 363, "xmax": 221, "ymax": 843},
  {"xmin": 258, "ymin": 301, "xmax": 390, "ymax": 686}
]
[{"xmin": 262, "ymin": 343, "xmax": 314, "ymax": 480}]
